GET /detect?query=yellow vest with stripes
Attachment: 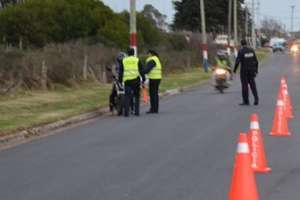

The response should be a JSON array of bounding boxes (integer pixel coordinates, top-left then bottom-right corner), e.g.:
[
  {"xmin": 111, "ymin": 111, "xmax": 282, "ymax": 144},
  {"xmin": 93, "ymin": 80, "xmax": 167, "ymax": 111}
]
[
  {"xmin": 122, "ymin": 56, "xmax": 139, "ymax": 82},
  {"xmin": 146, "ymin": 56, "xmax": 162, "ymax": 79}
]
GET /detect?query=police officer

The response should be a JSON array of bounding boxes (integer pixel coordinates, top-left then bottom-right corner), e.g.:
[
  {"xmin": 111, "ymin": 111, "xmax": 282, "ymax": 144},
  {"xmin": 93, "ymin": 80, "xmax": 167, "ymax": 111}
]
[
  {"xmin": 143, "ymin": 50, "xmax": 162, "ymax": 114},
  {"xmin": 119, "ymin": 48, "xmax": 144, "ymax": 117},
  {"xmin": 234, "ymin": 39, "xmax": 259, "ymax": 106}
]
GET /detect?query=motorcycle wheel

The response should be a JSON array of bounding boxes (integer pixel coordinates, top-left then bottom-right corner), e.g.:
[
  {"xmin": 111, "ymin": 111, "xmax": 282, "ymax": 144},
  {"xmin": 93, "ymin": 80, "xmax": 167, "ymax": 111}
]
[
  {"xmin": 216, "ymin": 83, "xmax": 225, "ymax": 94},
  {"xmin": 116, "ymin": 94, "xmax": 124, "ymax": 116}
]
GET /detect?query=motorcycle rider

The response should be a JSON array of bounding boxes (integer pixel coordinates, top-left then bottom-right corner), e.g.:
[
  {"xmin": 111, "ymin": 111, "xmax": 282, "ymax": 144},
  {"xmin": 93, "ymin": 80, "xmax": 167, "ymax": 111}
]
[
  {"xmin": 212, "ymin": 51, "xmax": 232, "ymax": 86},
  {"xmin": 109, "ymin": 52, "xmax": 126, "ymax": 112},
  {"xmin": 215, "ymin": 50, "xmax": 232, "ymax": 78}
]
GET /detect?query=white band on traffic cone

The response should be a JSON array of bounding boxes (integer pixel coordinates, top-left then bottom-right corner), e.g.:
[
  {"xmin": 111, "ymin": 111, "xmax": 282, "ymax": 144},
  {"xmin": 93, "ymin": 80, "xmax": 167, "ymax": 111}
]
[
  {"xmin": 237, "ymin": 143, "xmax": 250, "ymax": 154},
  {"xmin": 250, "ymin": 121, "xmax": 260, "ymax": 130},
  {"xmin": 277, "ymin": 100, "xmax": 284, "ymax": 106}
]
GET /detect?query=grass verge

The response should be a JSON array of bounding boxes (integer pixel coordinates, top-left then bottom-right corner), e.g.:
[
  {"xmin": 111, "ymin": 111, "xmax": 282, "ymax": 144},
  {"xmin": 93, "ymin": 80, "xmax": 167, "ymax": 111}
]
[
  {"xmin": 256, "ymin": 48, "xmax": 271, "ymax": 61},
  {"xmin": 0, "ymin": 68, "xmax": 210, "ymax": 135}
]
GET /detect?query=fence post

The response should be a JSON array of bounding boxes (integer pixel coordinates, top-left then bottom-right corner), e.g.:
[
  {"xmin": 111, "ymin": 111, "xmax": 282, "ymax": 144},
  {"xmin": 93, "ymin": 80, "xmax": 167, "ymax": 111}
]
[
  {"xmin": 187, "ymin": 54, "xmax": 191, "ymax": 68},
  {"xmin": 41, "ymin": 60, "xmax": 47, "ymax": 90},
  {"xmin": 102, "ymin": 66, "xmax": 107, "ymax": 84},
  {"xmin": 83, "ymin": 54, "xmax": 88, "ymax": 80},
  {"xmin": 19, "ymin": 37, "xmax": 23, "ymax": 50}
]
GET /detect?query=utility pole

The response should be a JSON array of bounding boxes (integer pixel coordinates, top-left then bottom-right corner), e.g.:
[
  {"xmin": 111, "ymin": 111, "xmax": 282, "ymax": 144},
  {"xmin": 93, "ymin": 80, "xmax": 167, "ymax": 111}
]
[
  {"xmin": 251, "ymin": 0, "xmax": 256, "ymax": 49},
  {"xmin": 227, "ymin": 0, "xmax": 232, "ymax": 55},
  {"xmin": 200, "ymin": 0, "xmax": 208, "ymax": 72},
  {"xmin": 291, "ymin": 5, "xmax": 295, "ymax": 37},
  {"xmin": 256, "ymin": 0, "xmax": 261, "ymax": 47},
  {"xmin": 256, "ymin": 0, "xmax": 260, "ymax": 28},
  {"xmin": 130, "ymin": 0, "xmax": 137, "ymax": 55},
  {"xmin": 245, "ymin": 6, "xmax": 249, "ymax": 39},
  {"xmin": 233, "ymin": 0, "xmax": 238, "ymax": 56}
]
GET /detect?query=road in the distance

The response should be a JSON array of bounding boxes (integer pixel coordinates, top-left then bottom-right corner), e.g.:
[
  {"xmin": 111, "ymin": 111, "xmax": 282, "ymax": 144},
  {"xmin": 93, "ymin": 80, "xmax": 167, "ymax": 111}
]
[{"xmin": 1, "ymin": 53, "xmax": 300, "ymax": 200}]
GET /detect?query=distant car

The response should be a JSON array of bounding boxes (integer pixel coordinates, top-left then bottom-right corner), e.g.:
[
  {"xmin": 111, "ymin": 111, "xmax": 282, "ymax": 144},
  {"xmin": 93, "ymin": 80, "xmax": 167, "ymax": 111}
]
[
  {"xmin": 290, "ymin": 41, "xmax": 300, "ymax": 54},
  {"xmin": 272, "ymin": 43, "xmax": 284, "ymax": 53}
]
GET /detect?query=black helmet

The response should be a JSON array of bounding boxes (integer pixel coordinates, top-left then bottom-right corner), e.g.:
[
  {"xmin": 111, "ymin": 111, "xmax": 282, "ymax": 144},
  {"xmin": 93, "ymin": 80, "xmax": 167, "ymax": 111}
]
[
  {"xmin": 116, "ymin": 52, "xmax": 126, "ymax": 62},
  {"xmin": 127, "ymin": 47, "xmax": 135, "ymax": 56}
]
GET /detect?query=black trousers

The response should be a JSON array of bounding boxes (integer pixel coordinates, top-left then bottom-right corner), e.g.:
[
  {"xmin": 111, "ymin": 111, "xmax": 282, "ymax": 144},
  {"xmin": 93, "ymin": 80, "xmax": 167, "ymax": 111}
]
[
  {"xmin": 124, "ymin": 78, "xmax": 140, "ymax": 116},
  {"xmin": 149, "ymin": 79, "xmax": 161, "ymax": 113},
  {"xmin": 240, "ymin": 71, "xmax": 259, "ymax": 104}
]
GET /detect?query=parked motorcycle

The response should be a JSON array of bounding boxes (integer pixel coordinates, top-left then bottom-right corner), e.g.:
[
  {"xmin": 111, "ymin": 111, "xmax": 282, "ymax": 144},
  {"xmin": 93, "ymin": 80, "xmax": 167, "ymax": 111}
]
[
  {"xmin": 109, "ymin": 74, "xmax": 125, "ymax": 115},
  {"xmin": 108, "ymin": 71, "xmax": 134, "ymax": 116}
]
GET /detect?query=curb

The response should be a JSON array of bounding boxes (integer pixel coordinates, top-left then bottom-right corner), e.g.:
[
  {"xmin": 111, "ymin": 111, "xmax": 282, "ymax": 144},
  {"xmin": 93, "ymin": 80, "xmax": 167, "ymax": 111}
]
[
  {"xmin": 0, "ymin": 108, "xmax": 109, "ymax": 149},
  {"xmin": 0, "ymin": 81, "xmax": 207, "ymax": 149}
]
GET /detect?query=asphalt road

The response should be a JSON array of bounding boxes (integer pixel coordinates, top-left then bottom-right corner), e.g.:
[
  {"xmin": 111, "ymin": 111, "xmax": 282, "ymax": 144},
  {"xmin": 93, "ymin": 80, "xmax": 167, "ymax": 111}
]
[{"xmin": 1, "ymin": 53, "xmax": 300, "ymax": 200}]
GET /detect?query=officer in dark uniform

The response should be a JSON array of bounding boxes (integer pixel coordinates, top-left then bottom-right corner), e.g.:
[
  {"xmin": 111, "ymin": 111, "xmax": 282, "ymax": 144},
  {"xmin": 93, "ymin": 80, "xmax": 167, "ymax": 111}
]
[
  {"xmin": 119, "ymin": 48, "xmax": 145, "ymax": 117},
  {"xmin": 234, "ymin": 39, "xmax": 259, "ymax": 106}
]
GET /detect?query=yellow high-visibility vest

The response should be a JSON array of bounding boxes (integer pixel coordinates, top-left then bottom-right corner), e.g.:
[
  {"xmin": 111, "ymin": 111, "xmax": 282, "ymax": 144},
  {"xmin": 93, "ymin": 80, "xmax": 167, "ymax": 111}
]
[
  {"xmin": 216, "ymin": 58, "xmax": 228, "ymax": 68},
  {"xmin": 122, "ymin": 56, "xmax": 139, "ymax": 82},
  {"xmin": 146, "ymin": 56, "xmax": 162, "ymax": 79}
]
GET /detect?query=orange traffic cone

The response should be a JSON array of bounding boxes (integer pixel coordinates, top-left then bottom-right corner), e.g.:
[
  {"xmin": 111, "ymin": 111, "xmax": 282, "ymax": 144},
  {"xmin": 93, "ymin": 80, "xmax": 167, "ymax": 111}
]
[
  {"xmin": 270, "ymin": 91, "xmax": 291, "ymax": 137},
  {"xmin": 248, "ymin": 114, "xmax": 271, "ymax": 173},
  {"xmin": 281, "ymin": 77, "xmax": 294, "ymax": 119},
  {"xmin": 141, "ymin": 86, "xmax": 150, "ymax": 104},
  {"xmin": 229, "ymin": 133, "xmax": 260, "ymax": 200}
]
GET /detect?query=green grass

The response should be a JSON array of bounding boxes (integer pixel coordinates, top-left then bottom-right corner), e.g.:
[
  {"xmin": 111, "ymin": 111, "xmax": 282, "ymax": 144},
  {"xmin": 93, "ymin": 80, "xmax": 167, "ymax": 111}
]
[
  {"xmin": 256, "ymin": 48, "xmax": 270, "ymax": 61},
  {"xmin": 0, "ymin": 68, "xmax": 210, "ymax": 135},
  {"xmin": 0, "ymin": 82, "xmax": 111, "ymax": 136},
  {"xmin": 160, "ymin": 68, "xmax": 211, "ymax": 92}
]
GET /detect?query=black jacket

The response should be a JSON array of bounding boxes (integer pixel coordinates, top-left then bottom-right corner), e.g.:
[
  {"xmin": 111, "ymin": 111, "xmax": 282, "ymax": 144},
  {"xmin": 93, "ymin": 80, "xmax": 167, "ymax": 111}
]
[
  {"xmin": 234, "ymin": 46, "xmax": 258, "ymax": 73},
  {"xmin": 143, "ymin": 60, "xmax": 156, "ymax": 75}
]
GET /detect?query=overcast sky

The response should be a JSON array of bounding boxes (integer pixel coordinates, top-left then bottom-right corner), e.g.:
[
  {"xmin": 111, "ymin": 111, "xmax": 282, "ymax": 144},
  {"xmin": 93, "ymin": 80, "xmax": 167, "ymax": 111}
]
[{"xmin": 102, "ymin": 0, "xmax": 300, "ymax": 31}]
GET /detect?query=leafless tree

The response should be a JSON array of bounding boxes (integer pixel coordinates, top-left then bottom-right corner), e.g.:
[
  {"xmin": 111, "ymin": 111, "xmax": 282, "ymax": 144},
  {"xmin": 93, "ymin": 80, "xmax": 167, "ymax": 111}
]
[{"xmin": 260, "ymin": 17, "xmax": 286, "ymax": 38}]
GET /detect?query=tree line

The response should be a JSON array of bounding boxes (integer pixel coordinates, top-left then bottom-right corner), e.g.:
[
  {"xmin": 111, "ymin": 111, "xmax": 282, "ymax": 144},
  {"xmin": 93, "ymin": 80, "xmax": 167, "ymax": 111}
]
[
  {"xmin": 0, "ymin": 0, "xmax": 254, "ymax": 49},
  {"xmin": 173, "ymin": 0, "xmax": 249, "ymax": 37},
  {"xmin": 0, "ymin": 0, "xmax": 170, "ymax": 49},
  {"xmin": 0, "ymin": 1, "xmax": 200, "ymax": 92}
]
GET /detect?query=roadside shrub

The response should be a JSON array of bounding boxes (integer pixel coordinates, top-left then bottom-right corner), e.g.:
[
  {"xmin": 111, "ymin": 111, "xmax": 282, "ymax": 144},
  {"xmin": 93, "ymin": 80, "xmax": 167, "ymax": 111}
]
[
  {"xmin": 0, "ymin": 49, "xmax": 25, "ymax": 93},
  {"xmin": 0, "ymin": 0, "xmax": 118, "ymax": 48},
  {"xmin": 0, "ymin": 41, "xmax": 120, "ymax": 91}
]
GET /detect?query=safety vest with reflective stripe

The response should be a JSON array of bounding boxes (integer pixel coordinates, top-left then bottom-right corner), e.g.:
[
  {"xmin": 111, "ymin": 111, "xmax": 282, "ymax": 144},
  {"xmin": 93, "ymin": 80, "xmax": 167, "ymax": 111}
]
[
  {"xmin": 146, "ymin": 56, "xmax": 162, "ymax": 79},
  {"xmin": 122, "ymin": 56, "xmax": 139, "ymax": 82}
]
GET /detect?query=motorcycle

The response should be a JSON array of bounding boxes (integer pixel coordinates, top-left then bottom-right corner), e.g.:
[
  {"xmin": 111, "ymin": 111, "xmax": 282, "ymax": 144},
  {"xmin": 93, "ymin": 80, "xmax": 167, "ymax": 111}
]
[
  {"xmin": 212, "ymin": 67, "xmax": 231, "ymax": 93},
  {"xmin": 108, "ymin": 72, "xmax": 135, "ymax": 116},
  {"xmin": 109, "ymin": 74, "xmax": 125, "ymax": 115}
]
